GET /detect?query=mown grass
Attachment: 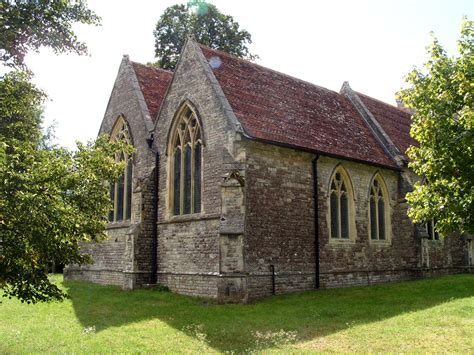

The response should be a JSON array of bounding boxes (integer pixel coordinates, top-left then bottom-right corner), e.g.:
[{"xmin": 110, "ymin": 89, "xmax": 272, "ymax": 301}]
[{"xmin": 1, "ymin": 274, "xmax": 473, "ymax": 353}]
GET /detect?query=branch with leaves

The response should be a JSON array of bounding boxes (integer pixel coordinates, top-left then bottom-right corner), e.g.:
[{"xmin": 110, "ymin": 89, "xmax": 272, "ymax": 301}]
[
  {"xmin": 0, "ymin": 71, "xmax": 133, "ymax": 304},
  {"xmin": 397, "ymin": 18, "xmax": 473, "ymax": 236},
  {"xmin": 153, "ymin": 1, "xmax": 257, "ymax": 70},
  {"xmin": 0, "ymin": 0, "xmax": 100, "ymax": 68}
]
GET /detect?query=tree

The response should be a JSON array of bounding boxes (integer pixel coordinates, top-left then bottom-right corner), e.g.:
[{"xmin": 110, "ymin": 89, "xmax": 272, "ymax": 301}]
[
  {"xmin": 0, "ymin": 71, "xmax": 131, "ymax": 303},
  {"xmin": 0, "ymin": 1, "xmax": 129, "ymax": 303},
  {"xmin": 397, "ymin": 18, "xmax": 473, "ymax": 236},
  {"xmin": 153, "ymin": 0, "xmax": 257, "ymax": 70},
  {"xmin": 0, "ymin": 0, "xmax": 100, "ymax": 67}
]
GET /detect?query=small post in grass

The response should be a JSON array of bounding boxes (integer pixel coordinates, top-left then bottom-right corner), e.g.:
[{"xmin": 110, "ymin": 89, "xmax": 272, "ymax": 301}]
[{"xmin": 270, "ymin": 264, "xmax": 276, "ymax": 295}]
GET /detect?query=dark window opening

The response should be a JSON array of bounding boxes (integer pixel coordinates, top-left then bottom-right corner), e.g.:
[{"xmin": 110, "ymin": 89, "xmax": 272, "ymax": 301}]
[{"xmin": 171, "ymin": 107, "xmax": 203, "ymax": 216}]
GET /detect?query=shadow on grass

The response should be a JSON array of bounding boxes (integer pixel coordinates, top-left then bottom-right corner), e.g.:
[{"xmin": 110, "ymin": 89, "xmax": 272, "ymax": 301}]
[{"xmin": 64, "ymin": 274, "xmax": 474, "ymax": 353}]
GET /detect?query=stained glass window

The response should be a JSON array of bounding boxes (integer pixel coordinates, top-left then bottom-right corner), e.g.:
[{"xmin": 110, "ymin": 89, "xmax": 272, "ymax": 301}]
[
  {"xmin": 184, "ymin": 145, "xmax": 192, "ymax": 214},
  {"xmin": 194, "ymin": 142, "xmax": 202, "ymax": 213},
  {"xmin": 117, "ymin": 172, "xmax": 124, "ymax": 221},
  {"xmin": 109, "ymin": 183, "xmax": 115, "ymax": 222},
  {"xmin": 330, "ymin": 192, "xmax": 338, "ymax": 239},
  {"xmin": 171, "ymin": 106, "xmax": 202, "ymax": 215},
  {"xmin": 108, "ymin": 117, "xmax": 133, "ymax": 223},
  {"xmin": 126, "ymin": 159, "xmax": 133, "ymax": 220},
  {"xmin": 329, "ymin": 169, "xmax": 352, "ymax": 239},
  {"xmin": 173, "ymin": 148, "xmax": 181, "ymax": 216},
  {"xmin": 369, "ymin": 176, "xmax": 388, "ymax": 241},
  {"xmin": 340, "ymin": 193, "xmax": 349, "ymax": 239}
]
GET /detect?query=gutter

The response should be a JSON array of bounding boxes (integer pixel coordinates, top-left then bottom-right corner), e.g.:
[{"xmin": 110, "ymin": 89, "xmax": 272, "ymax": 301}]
[
  {"xmin": 312, "ymin": 155, "xmax": 320, "ymax": 289},
  {"xmin": 238, "ymin": 128, "xmax": 398, "ymax": 290},
  {"xmin": 240, "ymin": 131, "xmax": 401, "ymax": 172}
]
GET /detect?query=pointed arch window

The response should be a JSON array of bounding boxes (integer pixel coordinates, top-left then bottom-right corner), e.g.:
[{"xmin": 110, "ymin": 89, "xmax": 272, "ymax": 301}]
[
  {"xmin": 109, "ymin": 117, "xmax": 133, "ymax": 222},
  {"xmin": 329, "ymin": 171, "xmax": 352, "ymax": 239},
  {"xmin": 369, "ymin": 175, "xmax": 389, "ymax": 241},
  {"xmin": 171, "ymin": 106, "xmax": 202, "ymax": 215}
]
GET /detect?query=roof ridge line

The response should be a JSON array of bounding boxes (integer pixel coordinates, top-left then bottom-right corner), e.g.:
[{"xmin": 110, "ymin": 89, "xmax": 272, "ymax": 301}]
[
  {"xmin": 130, "ymin": 60, "xmax": 174, "ymax": 74},
  {"xmin": 198, "ymin": 43, "xmax": 340, "ymax": 96},
  {"xmin": 341, "ymin": 82, "xmax": 407, "ymax": 168},
  {"xmin": 356, "ymin": 91, "xmax": 410, "ymax": 114}
]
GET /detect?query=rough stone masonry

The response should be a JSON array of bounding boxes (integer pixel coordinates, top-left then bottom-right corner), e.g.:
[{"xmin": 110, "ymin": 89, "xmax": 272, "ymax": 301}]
[{"xmin": 64, "ymin": 39, "xmax": 473, "ymax": 302}]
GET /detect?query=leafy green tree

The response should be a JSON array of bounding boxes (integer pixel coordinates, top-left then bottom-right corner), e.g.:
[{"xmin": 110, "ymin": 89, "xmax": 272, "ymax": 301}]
[
  {"xmin": 0, "ymin": 0, "xmax": 100, "ymax": 67},
  {"xmin": 153, "ymin": 1, "xmax": 257, "ymax": 70},
  {"xmin": 0, "ymin": 71, "xmax": 131, "ymax": 303},
  {"xmin": 0, "ymin": 1, "xmax": 126, "ymax": 303},
  {"xmin": 397, "ymin": 18, "xmax": 473, "ymax": 236}
]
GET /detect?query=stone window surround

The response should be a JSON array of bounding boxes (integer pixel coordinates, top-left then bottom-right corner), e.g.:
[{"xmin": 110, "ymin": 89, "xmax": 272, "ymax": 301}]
[
  {"xmin": 368, "ymin": 172, "xmax": 392, "ymax": 245},
  {"xmin": 425, "ymin": 218, "xmax": 442, "ymax": 242},
  {"xmin": 108, "ymin": 115, "xmax": 133, "ymax": 224},
  {"xmin": 327, "ymin": 164, "xmax": 357, "ymax": 244},
  {"xmin": 467, "ymin": 238, "xmax": 473, "ymax": 266},
  {"xmin": 167, "ymin": 103, "xmax": 204, "ymax": 219}
]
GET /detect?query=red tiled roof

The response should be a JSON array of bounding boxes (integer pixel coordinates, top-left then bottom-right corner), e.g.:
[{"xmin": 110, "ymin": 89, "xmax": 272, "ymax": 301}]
[
  {"xmin": 357, "ymin": 93, "xmax": 417, "ymax": 157},
  {"xmin": 132, "ymin": 62, "xmax": 172, "ymax": 122},
  {"xmin": 199, "ymin": 45, "xmax": 397, "ymax": 168}
]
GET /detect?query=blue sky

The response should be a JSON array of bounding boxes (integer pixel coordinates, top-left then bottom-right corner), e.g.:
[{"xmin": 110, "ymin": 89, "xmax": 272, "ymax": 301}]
[{"xmin": 19, "ymin": 0, "xmax": 474, "ymax": 148}]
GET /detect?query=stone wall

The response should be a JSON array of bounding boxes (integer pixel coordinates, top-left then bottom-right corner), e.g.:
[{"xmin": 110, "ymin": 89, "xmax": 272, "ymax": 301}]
[
  {"xmin": 66, "ymin": 44, "xmax": 470, "ymax": 302},
  {"xmin": 242, "ymin": 141, "xmax": 469, "ymax": 299},
  {"xmin": 65, "ymin": 225, "xmax": 130, "ymax": 287},
  {"xmin": 421, "ymin": 233, "xmax": 468, "ymax": 270},
  {"xmin": 65, "ymin": 56, "xmax": 157, "ymax": 288},
  {"xmin": 158, "ymin": 274, "xmax": 218, "ymax": 299},
  {"xmin": 243, "ymin": 141, "xmax": 316, "ymax": 300},
  {"xmin": 316, "ymin": 155, "xmax": 419, "ymax": 283},
  {"xmin": 153, "ymin": 40, "xmax": 238, "ymax": 299}
]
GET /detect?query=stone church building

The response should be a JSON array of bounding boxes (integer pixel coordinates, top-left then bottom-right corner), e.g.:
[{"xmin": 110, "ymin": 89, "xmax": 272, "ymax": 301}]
[{"xmin": 65, "ymin": 39, "xmax": 473, "ymax": 302}]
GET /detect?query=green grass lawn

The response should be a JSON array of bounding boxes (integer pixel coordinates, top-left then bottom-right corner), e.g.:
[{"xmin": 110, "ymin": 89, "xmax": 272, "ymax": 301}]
[{"xmin": 1, "ymin": 274, "xmax": 473, "ymax": 353}]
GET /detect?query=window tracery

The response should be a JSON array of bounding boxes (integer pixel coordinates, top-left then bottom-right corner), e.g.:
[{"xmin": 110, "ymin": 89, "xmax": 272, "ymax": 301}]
[
  {"xmin": 109, "ymin": 117, "xmax": 133, "ymax": 222},
  {"xmin": 330, "ymin": 170, "xmax": 351, "ymax": 239},
  {"xmin": 170, "ymin": 106, "xmax": 202, "ymax": 215},
  {"xmin": 369, "ymin": 175, "xmax": 389, "ymax": 241}
]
